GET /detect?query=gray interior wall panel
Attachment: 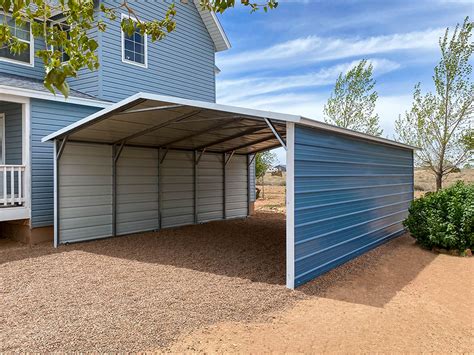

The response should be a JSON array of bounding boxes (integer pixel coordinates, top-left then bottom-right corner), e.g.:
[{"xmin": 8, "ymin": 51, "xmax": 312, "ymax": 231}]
[
  {"xmin": 225, "ymin": 154, "xmax": 248, "ymax": 218},
  {"xmin": 59, "ymin": 143, "xmax": 113, "ymax": 243},
  {"xmin": 197, "ymin": 153, "xmax": 224, "ymax": 222},
  {"xmin": 58, "ymin": 146, "xmax": 250, "ymax": 243},
  {"xmin": 160, "ymin": 150, "xmax": 195, "ymax": 228},
  {"xmin": 249, "ymin": 154, "xmax": 256, "ymax": 202},
  {"xmin": 116, "ymin": 146, "xmax": 159, "ymax": 235}
]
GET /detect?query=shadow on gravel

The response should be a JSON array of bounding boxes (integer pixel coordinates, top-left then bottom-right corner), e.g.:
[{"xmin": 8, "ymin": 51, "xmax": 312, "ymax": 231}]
[
  {"xmin": 74, "ymin": 212, "xmax": 288, "ymax": 285},
  {"xmin": 1, "ymin": 214, "xmax": 437, "ymax": 309},
  {"xmin": 299, "ymin": 234, "xmax": 438, "ymax": 308}
]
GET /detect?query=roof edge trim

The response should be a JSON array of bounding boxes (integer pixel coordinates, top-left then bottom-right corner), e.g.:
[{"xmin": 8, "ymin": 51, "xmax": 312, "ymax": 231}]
[{"xmin": 0, "ymin": 85, "xmax": 111, "ymax": 108}]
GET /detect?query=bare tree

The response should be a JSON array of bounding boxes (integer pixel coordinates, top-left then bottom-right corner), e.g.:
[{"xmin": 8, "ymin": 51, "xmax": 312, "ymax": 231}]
[{"xmin": 395, "ymin": 17, "xmax": 473, "ymax": 190}]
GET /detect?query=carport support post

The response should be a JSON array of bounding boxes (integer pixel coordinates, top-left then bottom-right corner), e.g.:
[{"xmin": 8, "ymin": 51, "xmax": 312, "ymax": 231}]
[
  {"xmin": 286, "ymin": 122, "xmax": 295, "ymax": 289},
  {"xmin": 223, "ymin": 153, "xmax": 226, "ymax": 219},
  {"xmin": 54, "ymin": 136, "xmax": 68, "ymax": 248},
  {"xmin": 53, "ymin": 140, "xmax": 59, "ymax": 248},
  {"xmin": 194, "ymin": 150, "xmax": 198, "ymax": 224},
  {"xmin": 246, "ymin": 154, "xmax": 250, "ymax": 217},
  {"xmin": 112, "ymin": 143, "xmax": 124, "ymax": 237}
]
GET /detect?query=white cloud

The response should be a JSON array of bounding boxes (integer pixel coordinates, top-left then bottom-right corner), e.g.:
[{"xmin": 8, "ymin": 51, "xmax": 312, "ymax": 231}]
[
  {"xmin": 217, "ymin": 58, "xmax": 400, "ymax": 103},
  {"xmin": 217, "ymin": 28, "xmax": 443, "ymax": 73}
]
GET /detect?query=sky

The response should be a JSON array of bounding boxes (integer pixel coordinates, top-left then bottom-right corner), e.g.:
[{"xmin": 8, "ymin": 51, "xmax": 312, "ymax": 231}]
[{"xmin": 214, "ymin": 0, "xmax": 473, "ymax": 163}]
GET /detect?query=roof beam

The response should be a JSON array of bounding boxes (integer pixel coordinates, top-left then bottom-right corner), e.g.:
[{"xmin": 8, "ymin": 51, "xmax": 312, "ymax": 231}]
[
  {"xmin": 113, "ymin": 109, "xmax": 202, "ymax": 145},
  {"xmin": 264, "ymin": 118, "xmax": 287, "ymax": 150},
  {"xmin": 223, "ymin": 133, "xmax": 282, "ymax": 153},
  {"xmin": 195, "ymin": 125, "xmax": 269, "ymax": 151},
  {"xmin": 118, "ymin": 104, "xmax": 184, "ymax": 115},
  {"xmin": 157, "ymin": 118, "xmax": 241, "ymax": 149}
]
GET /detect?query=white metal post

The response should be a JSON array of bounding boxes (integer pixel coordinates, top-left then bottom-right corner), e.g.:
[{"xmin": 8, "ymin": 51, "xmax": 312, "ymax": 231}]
[
  {"xmin": 286, "ymin": 122, "xmax": 295, "ymax": 289},
  {"xmin": 53, "ymin": 139, "xmax": 59, "ymax": 248}
]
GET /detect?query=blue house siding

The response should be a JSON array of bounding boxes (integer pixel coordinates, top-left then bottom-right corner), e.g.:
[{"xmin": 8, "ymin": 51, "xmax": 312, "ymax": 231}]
[
  {"xmin": 98, "ymin": 0, "xmax": 216, "ymax": 102},
  {"xmin": 30, "ymin": 99, "xmax": 101, "ymax": 227},
  {"xmin": 67, "ymin": 26, "xmax": 101, "ymax": 97},
  {"xmin": 293, "ymin": 125, "xmax": 413, "ymax": 287},
  {"xmin": 0, "ymin": 102, "xmax": 23, "ymax": 165}
]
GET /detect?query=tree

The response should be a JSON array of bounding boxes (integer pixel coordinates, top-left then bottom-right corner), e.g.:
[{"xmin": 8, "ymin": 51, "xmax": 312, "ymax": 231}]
[
  {"xmin": 0, "ymin": 0, "xmax": 277, "ymax": 96},
  {"xmin": 255, "ymin": 151, "xmax": 276, "ymax": 180},
  {"xmin": 323, "ymin": 59, "xmax": 383, "ymax": 136},
  {"xmin": 395, "ymin": 17, "xmax": 473, "ymax": 191}
]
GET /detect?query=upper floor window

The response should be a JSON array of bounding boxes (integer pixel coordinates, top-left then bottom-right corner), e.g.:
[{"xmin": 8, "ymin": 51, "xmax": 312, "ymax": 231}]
[
  {"xmin": 121, "ymin": 14, "xmax": 147, "ymax": 68},
  {"xmin": 0, "ymin": 15, "xmax": 34, "ymax": 66},
  {"xmin": 51, "ymin": 22, "xmax": 71, "ymax": 63}
]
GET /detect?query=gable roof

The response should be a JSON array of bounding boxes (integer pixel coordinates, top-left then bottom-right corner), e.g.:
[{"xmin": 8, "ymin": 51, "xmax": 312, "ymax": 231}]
[
  {"xmin": 193, "ymin": 0, "xmax": 231, "ymax": 52},
  {"xmin": 42, "ymin": 92, "xmax": 416, "ymax": 152}
]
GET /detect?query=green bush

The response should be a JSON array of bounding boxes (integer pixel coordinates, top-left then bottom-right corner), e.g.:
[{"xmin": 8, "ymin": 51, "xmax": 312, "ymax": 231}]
[{"xmin": 404, "ymin": 181, "xmax": 474, "ymax": 252}]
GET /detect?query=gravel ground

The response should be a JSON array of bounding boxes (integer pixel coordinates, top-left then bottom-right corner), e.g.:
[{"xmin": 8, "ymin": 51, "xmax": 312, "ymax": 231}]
[
  {"xmin": 1, "ymin": 213, "xmax": 303, "ymax": 352},
  {"xmin": 171, "ymin": 234, "xmax": 474, "ymax": 353},
  {"xmin": 2, "ymin": 212, "xmax": 472, "ymax": 352}
]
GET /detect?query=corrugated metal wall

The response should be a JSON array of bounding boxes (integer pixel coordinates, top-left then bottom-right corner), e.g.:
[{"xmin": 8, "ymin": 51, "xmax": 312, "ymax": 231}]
[
  {"xmin": 225, "ymin": 154, "xmax": 248, "ymax": 218},
  {"xmin": 197, "ymin": 153, "xmax": 224, "ymax": 222},
  {"xmin": 293, "ymin": 125, "xmax": 413, "ymax": 287},
  {"xmin": 116, "ymin": 146, "xmax": 159, "ymax": 235},
  {"xmin": 57, "ymin": 144, "xmax": 249, "ymax": 244},
  {"xmin": 59, "ymin": 143, "xmax": 113, "ymax": 243},
  {"xmin": 160, "ymin": 150, "xmax": 195, "ymax": 228}
]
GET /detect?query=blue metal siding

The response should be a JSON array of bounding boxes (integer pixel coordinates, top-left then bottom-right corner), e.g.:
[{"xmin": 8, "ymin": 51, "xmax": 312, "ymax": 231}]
[
  {"xmin": 98, "ymin": 0, "xmax": 216, "ymax": 102},
  {"xmin": 293, "ymin": 125, "xmax": 414, "ymax": 286},
  {"xmin": 0, "ymin": 102, "xmax": 22, "ymax": 165},
  {"xmin": 30, "ymin": 99, "xmax": 101, "ymax": 227}
]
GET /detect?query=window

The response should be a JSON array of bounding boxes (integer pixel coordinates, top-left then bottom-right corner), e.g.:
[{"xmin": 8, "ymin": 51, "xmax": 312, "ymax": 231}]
[
  {"xmin": 51, "ymin": 22, "xmax": 71, "ymax": 62},
  {"xmin": 0, "ymin": 15, "xmax": 33, "ymax": 66},
  {"xmin": 121, "ymin": 14, "xmax": 147, "ymax": 68}
]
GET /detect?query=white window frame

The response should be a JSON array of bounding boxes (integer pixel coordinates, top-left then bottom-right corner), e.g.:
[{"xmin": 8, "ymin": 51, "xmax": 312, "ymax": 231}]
[
  {"xmin": 49, "ymin": 19, "xmax": 71, "ymax": 63},
  {"xmin": 0, "ymin": 13, "xmax": 35, "ymax": 67},
  {"xmin": 121, "ymin": 13, "xmax": 148, "ymax": 69},
  {"xmin": 0, "ymin": 113, "xmax": 5, "ymax": 164}
]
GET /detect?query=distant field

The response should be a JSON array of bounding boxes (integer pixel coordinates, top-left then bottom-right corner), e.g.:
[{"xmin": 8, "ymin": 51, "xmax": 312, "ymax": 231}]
[
  {"xmin": 256, "ymin": 169, "xmax": 474, "ymax": 211},
  {"xmin": 414, "ymin": 168, "xmax": 474, "ymax": 197}
]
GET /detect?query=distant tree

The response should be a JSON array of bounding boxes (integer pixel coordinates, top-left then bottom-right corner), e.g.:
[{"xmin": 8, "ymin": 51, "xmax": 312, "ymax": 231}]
[
  {"xmin": 0, "ymin": 0, "xmax": 277, "ymax": 96},
  {"xmin": 395, "ymin": 17, "xmax": 473, "ymax": 191},
  {"xmin": 255, "ymin": 151, "xmax": 277, "ymax": 180},
  {"xmin": 324, "ymin": 59, "xmax": 383, "ymax": 136}
]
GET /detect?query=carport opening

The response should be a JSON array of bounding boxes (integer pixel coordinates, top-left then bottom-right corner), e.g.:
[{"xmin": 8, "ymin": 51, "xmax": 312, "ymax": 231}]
[{"xmin": 46, "ymin": 95, "xmax": 290, "ymax": 286}]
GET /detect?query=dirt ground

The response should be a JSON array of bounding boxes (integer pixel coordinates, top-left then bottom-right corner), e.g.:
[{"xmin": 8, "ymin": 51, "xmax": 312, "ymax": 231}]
[{"xmin": 1, "ymin": 212, "xmax": 473, "ymax": 352}]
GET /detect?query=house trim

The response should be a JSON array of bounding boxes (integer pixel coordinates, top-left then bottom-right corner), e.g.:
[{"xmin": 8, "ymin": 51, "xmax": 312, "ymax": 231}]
[{"xmin": 0, "ymin": 86, "xmax": 110, "ymax": 108}]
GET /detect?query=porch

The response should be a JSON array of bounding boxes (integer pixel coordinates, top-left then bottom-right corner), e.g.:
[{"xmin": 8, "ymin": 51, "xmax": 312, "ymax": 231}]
[{"xmin": 0, "ymin": 98, "xmax": 30, "ymax": 222}]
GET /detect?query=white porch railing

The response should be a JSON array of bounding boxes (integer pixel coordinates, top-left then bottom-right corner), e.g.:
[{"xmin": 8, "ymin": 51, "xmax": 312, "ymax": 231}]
[{"xmin": 0, "ymin": 165, "xmax": 26, "ymax": 207}]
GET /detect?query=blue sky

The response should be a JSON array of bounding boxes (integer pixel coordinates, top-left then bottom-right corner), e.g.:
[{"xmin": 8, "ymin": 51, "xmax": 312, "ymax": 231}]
[{"xmin": 215, "ymin": 0, "xmax": 473, "ymax": 163}]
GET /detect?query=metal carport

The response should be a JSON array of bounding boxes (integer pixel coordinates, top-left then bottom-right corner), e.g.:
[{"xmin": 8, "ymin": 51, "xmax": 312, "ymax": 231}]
[{"xmin": 43, "ymin": 92, "xmax": 416, "ymax": 289}]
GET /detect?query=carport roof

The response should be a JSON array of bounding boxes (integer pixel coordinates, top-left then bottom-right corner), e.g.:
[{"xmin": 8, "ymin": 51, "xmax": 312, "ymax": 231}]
[{"xmin": 42, "ymin": 92, "xmax": 416, "ymax": 153}]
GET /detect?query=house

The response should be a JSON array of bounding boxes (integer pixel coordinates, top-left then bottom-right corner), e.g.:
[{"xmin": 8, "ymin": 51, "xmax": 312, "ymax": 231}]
[
  {"xmin": 0, "ymin": 0, "xmax": 246, "ymax": 243},
  {"xmin": 274, "ymin": 164, "xmax": 286, "ymax": 172}
]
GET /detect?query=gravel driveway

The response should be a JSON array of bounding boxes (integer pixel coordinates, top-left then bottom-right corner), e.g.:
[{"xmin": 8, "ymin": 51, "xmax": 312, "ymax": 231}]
[{"xmin": 1, "ymin": 212, "xmax": 472, "ymax": 352}]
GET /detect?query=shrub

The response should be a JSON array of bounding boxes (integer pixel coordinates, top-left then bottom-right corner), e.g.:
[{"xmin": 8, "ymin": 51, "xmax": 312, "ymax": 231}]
[{"xmin": 404, "ymin": 181, "xmax": 474, "ymax": 252}]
